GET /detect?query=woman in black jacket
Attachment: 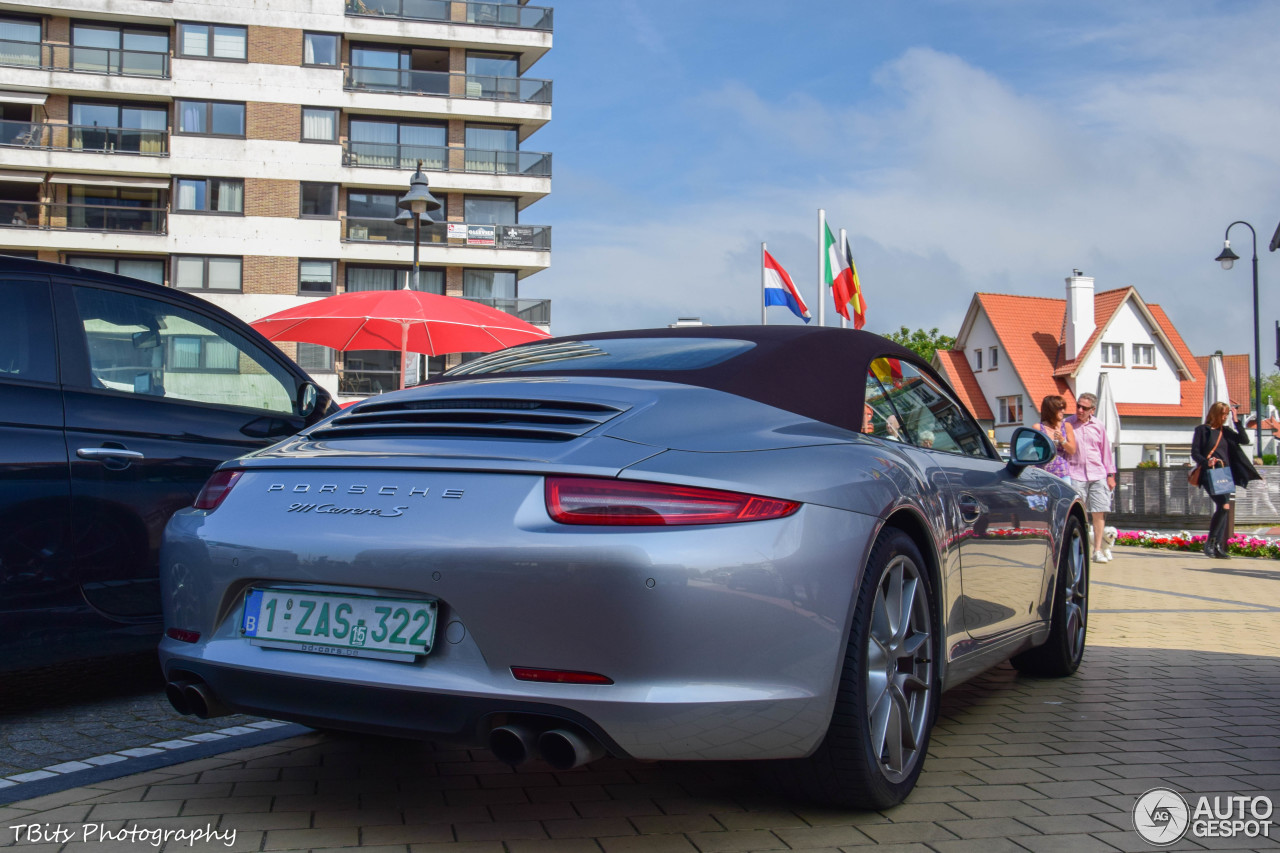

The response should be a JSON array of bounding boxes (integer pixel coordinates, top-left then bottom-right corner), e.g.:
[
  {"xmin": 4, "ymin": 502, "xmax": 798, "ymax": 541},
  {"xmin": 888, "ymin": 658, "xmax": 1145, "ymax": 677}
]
[{"xmin": 1191, "ymin": 401, "xmax": 1261, "ymax": 558}]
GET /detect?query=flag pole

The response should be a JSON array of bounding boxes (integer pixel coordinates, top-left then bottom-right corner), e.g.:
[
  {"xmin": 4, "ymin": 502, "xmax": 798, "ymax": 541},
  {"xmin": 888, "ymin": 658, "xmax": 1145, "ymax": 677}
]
[
  {"xmin": 839, "ymin": 228, "xmax": 849, "ymax": 329},
  {"xmin": 817, "ymin": 208, "xmax": 826, "ymax": 327},
  {"xmin": 761, "ymin": 242, "xmax": 767, "ymax": 325}
]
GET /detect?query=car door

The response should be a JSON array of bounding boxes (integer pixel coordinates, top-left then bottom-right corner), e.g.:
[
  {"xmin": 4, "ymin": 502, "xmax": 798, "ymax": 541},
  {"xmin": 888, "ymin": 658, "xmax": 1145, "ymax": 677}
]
[
  {"xmin": 54, "ymin": 278, "xmax": 308, "ymax": 619},
  {"xmin": 0, "ymin": 273, "xmax": 74, "ymax": 666},
  {"xmin": 866, "ymin": 357, "xmax": 1051, "ymax": 639}
]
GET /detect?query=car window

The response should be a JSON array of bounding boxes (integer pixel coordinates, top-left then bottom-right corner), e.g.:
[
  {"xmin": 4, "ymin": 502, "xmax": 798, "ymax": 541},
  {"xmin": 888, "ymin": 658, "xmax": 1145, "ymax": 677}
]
[
  {"xmin": 0, "ymin": 279, "xmax": 57, "ymax": 384},
  {"xmin": 70, "ymin": 285, "xmax": 296, "ymax": 414},
  {"xmin": 866, "ymin": 357, "xmax": 990, "ymax": 458}
]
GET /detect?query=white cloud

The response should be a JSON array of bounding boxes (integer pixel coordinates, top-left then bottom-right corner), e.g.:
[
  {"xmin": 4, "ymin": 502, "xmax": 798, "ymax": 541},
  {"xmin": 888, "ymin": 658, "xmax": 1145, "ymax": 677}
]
[{"xmin": 540, "ymin": 11, "xmax": 1280, "ymax": 361}]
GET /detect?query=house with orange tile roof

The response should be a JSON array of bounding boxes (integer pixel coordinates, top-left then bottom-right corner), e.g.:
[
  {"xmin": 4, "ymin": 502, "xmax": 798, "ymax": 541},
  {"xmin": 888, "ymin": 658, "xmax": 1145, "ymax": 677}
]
[{"xmin": 933, "ymin": 271, "xmax": 1251, "ymax": 467}]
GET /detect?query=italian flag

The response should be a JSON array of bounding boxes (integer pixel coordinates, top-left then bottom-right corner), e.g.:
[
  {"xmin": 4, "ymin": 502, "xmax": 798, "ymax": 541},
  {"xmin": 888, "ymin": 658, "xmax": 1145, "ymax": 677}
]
[{"xmin": 823, "ymin": 223, "xmax": 863, "ymax": 328}]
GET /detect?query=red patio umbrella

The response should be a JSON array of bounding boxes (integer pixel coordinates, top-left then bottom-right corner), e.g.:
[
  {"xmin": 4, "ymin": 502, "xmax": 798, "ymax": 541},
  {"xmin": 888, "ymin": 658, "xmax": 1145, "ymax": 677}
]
[{"xmin": 250, "ymin": 289, "xmax": 550, "ymax": 390}]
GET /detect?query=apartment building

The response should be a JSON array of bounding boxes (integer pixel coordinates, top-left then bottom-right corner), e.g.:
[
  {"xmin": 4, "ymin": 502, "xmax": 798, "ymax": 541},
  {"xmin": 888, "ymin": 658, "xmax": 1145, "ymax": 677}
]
[{"xmin": 0, "ymin": 0, "xmax": 552, "ymax": 398}]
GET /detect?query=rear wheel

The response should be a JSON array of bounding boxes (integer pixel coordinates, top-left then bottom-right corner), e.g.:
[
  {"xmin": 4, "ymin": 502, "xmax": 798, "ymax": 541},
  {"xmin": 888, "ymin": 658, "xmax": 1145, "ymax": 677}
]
[
  {"xmin": 1012, "ymin": 515, "xmax": 1088, "ymax": 677},
  {"xmin": 769, "ymin": 527, "xmax": 938, "ymax": 808}
]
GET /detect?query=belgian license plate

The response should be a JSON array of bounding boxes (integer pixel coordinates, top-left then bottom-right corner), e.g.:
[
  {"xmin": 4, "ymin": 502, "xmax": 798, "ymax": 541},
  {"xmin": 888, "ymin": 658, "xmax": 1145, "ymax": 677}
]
[{"xmin": 241, "ymin": 589, "xmax": 437, "ymax": 660}]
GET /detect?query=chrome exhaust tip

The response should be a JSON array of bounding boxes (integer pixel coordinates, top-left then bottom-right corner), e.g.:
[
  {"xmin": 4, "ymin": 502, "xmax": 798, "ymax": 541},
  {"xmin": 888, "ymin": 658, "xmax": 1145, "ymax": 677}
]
[
  {"xmin": 182, "ymin": 682, "xmax": 230, "ymax": 719},
  {"xmin": 164, "ymin": 680, "xmax": 193, "ymax": 715},
  {"xmin": 489, "ymin": 724, "xmax": 539, "ymax": 766}
]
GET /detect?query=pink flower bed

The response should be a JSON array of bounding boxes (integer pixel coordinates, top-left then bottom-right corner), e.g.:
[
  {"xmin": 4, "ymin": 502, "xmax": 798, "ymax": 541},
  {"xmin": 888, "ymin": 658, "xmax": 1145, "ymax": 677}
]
[{"xmin": 1116, "ymin": 530, "xmax": 1280, "ymax": 559}]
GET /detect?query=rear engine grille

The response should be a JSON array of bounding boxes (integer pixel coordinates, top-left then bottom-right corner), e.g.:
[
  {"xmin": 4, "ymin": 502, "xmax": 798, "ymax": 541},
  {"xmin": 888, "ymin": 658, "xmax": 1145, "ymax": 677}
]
[{"xmin": 308, "ymin": 398, "xmax": 628, "ymax": 442}]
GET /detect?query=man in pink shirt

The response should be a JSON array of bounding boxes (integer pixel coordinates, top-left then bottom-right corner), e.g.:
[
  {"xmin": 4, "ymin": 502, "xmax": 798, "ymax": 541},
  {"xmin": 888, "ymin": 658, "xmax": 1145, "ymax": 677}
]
[{"xmin": 1066, "ymin": 392, "xmax": 1117, "ymax": 563}]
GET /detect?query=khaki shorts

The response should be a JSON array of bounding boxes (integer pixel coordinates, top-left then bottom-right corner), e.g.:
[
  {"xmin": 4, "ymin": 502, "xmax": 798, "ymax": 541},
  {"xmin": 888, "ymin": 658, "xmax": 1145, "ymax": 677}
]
[{"xmin": 1074, "ymin": 479, "xmax": 1112, "ymax": 513}]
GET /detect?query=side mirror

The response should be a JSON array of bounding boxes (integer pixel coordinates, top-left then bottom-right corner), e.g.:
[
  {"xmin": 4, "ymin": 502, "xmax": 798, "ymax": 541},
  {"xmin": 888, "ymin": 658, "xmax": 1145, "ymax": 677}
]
[
  {"xmin": 297, "ymin": 382, "xmax": 317, "ymax": 418},
  {"xmin": 1007, "ymin": 426, "xmax": 1055, "ymax": 476}
]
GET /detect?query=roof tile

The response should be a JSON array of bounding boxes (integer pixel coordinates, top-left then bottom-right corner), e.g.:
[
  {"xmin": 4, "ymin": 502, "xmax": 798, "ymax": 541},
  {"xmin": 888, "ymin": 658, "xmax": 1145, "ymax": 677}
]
[{"xmin": 935, "ymin": 349, "xmax": 995, "ymax": 421}]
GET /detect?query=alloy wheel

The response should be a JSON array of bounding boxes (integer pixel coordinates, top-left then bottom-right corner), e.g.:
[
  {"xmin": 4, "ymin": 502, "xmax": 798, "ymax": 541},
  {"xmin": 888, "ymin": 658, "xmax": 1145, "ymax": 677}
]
[
  {"xmin": 1064, "ymin": 526, "xmax": 1088, "ymax": 662},
  {"xmin": 865, "ymin": 554, "xmax": 933, "ymax": 782}
]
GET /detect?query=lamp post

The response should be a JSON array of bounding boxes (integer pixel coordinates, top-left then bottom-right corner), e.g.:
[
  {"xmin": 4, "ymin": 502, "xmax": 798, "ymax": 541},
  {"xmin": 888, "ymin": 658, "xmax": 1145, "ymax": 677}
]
[
  {"xmin": 1215, "ymin": 221, "xmax": 1262, "ymax": 450},
  {"xmin": 394, "ymin": 159, "xmax": 442, "ymax": 389}
]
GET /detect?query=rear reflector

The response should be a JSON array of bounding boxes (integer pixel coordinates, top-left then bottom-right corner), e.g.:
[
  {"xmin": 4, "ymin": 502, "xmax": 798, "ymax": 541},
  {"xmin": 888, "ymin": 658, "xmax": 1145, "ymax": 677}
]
[
  {"xmin": 511, "ymin": 667, "xmax": 614, "ymax": 685},
  {"xmin": 166, "ymin": 627, "xmax": 201, "ymax": 643},
  {"xmin": 193, "ymin": 469, "xmax": 242, "ymax": 511},
  {"xmin": 545, "ymin": 476, "xmax": 800, "ymax": 526}
]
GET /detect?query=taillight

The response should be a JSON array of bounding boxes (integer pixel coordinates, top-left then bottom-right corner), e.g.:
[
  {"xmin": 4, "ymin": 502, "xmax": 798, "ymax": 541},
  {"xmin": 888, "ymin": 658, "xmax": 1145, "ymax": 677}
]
[
  {"xmin": 193, "ymin": 470, "xmax": 242, "ymax": 511},
  {"xmin": 545, "ymin": 476, "xmax": 800, "ymax": 526}
]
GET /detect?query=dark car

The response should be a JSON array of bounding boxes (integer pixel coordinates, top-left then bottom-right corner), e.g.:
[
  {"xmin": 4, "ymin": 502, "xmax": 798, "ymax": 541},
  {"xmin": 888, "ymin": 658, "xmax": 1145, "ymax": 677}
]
[{"xmin": 0, "ymin": 256, "xmax": 337, "ymax": 672}]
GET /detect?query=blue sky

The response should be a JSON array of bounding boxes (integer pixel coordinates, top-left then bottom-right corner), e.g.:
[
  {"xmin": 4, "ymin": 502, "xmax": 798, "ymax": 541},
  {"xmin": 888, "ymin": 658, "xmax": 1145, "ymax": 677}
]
[{"xmin": 527, "ymin": 0, "xmax": 1280, "ymax": 359}]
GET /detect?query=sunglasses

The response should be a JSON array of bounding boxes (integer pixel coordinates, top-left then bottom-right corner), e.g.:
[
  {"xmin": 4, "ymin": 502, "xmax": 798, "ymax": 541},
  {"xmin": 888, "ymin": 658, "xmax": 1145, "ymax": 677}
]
[{"xmin": 1077, "ymin": 405, "xmax": 1094, "ymax": 412}]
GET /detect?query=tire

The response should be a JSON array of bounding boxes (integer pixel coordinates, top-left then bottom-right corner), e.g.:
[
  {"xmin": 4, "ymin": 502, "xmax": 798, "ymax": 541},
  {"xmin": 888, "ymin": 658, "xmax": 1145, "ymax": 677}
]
[
  {"xmin": 768, "ymin": 527, "xmax": 938, "ymax": 808},
  {"xmin": 1012, "ymin": 515, "xmax": 1088, "ymax": 677}
]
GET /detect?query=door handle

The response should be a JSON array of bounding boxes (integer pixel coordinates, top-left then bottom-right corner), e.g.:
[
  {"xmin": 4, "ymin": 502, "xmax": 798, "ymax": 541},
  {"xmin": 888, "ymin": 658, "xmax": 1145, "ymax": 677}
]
[
  {"xmin": 957, "ymin": 493, "xmax": 982, "ymax": 524},
  {"xmin": 77, "ymin": 447, "xmax": 146, "ymax": 461}
]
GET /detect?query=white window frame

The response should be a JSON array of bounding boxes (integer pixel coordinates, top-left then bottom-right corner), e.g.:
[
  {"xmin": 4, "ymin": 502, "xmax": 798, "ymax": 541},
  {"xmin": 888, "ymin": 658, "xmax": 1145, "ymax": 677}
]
[
  {"xmin": 989, "ymin": 346, "xmax": 998, "ymax": 369},
  {"xmin": 1133, "ymin": 343, "xmax": 1155, "ymax": 367},
  {"xmin": 1101, "ymin": 342, "xmax": 1124, "ymax": 366},
  {"xmin": 997, "ymin": 395, "xmax": 1023, "ymax": 425},
  {"xmin": 973, "ymin": 349, "xmax": 983, "ymax": 371}
]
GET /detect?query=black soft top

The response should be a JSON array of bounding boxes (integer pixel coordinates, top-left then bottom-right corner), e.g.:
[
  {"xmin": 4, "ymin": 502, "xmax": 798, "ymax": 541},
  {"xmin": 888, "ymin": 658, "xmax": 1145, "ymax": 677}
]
[{"xmin": 435, "ymin": 325, "xmax": 932, "ymax": 435}]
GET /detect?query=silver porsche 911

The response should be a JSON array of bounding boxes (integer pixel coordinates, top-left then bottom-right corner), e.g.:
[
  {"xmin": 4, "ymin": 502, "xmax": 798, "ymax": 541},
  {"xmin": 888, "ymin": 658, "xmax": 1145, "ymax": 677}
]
[{"xmin": 160, "ymin": 326, "xmax": 1088, "ymax": 807}]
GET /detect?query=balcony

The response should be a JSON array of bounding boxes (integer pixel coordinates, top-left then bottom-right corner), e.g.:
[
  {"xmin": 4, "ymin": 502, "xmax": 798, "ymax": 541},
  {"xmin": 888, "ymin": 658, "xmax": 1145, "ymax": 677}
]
[
  {"xmin": 465, "ymin": 296, "xmax": 549, "ymax": 326},
  {"xmin": 0, "ymin": 121, "xmax": 169, "ymax": 156},
  {"xmin": 0, "ymin": 39, "xmax": 170, "ymax": 78},
  {"xmin": 343, "ymin": 140, "xmax": 550, "ymax": 176},
  {"xmin": 342, "ymin": 218, "xmax": 549, "ymax": 250},
  {"xmin": 345, "ymin": 66, "xmax": 551, "ymax": 104},
  {"xmin": 0, "ymin": 200, "xmax": 167, "ymax": 234},
  {"xmin": 345, "ymin": 0, "xmax": 553, "ymax": 32}
]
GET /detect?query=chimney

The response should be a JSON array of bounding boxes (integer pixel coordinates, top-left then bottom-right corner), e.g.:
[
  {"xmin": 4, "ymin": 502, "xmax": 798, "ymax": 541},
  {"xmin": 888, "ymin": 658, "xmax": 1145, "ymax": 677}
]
[{"xmin": 1064, "ymin": 270, "xmax": 1094, "ymax": 362}]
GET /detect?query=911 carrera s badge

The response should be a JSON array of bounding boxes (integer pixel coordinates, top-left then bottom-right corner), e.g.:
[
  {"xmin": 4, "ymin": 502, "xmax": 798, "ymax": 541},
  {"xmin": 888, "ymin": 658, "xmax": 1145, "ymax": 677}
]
[{"xmin": 286, "ymin": 502, "xmax": 408, "ymax": 517}]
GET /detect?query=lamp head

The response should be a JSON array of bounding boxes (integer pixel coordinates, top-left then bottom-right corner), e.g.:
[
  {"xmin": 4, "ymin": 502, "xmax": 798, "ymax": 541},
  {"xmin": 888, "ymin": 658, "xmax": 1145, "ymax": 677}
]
[
  {"xmin": 397, "ymin": 161, "xmax": 442, "ymax": 216},
  {"xmin": 1216, "ymin": 240, "xmax": 1239, "ymax": 270}
]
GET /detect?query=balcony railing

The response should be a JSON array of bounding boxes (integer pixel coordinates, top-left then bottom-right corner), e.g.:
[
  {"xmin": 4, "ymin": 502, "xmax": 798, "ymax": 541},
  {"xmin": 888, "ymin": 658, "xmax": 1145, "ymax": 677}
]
[
  {"xmin": 0, "ymin": 121, "xmax": 169, "ymax": 155},
  {"xmin": 345, "ymin": 0, "xmax": 553, "ymax": 31},
  {"xmin": 345, "ymin": 66, "xmax": 551, "ymax": 104},
  {"xmin": 465, "ymin": 296, "xmax": 550, "ymax": 326},
  {"xmin": 343, "ymin": 218, "xmax": 549, "ymax": 250},
  {"xmin": 343, "ymin": 140, "xmax": 551, "ymax": 176},
  {"xmin": 0, "ymin": 39, "xmax": 170, "ymax": 78},
  {"xmin": 0, "ymin": 200, "xmax": 167, "ymax": 234}
]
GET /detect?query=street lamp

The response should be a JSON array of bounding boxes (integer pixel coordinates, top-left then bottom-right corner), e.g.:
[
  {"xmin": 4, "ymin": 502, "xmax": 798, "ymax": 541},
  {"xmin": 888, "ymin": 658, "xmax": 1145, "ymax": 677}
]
[
  {"xmin": 1215, "ymin": 221, "xmax": 1262, "ymax": 450},
  {"xmin": 395, "ymin": 159, "xmax": 442, "ymax": 292},
  {"xmin": 394, "ymin": 160, "xmax": 442, "ymax": 389}
]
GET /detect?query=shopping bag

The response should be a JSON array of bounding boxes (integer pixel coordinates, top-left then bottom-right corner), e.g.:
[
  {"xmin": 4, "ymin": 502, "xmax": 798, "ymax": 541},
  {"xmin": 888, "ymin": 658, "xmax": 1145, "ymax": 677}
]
[{"xmin": 1206, "ymin": 466, "xmax": 1234, "ymax": 496}]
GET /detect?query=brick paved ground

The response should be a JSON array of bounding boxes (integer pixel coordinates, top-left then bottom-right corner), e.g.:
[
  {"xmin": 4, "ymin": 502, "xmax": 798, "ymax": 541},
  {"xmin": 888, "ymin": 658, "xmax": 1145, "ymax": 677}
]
[
  {"xmin": 2, "ymin": 547, "xmax": 1278, "ymax": 852},
  {"xmin": 0, "ymin": 654, "xmax": 263, "ymax": 779}
]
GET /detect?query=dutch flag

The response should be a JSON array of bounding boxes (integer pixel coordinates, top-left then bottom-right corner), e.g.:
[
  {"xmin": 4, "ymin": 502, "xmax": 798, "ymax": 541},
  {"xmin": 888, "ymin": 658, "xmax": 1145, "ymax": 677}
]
[{"xmin": 763, "ymin": 250, "xmax": 811, "ymax": 323}]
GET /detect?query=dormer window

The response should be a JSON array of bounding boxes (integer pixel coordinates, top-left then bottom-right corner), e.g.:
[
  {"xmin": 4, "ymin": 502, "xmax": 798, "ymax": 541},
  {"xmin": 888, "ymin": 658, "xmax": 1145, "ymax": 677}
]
[
  {"xmin": 1101, "ymin": 342, "xmax": 1124, "ymax": 366},
  {"xmin": 1133, "ymin": 344, "xmax": 1155, "ymax": 367}
]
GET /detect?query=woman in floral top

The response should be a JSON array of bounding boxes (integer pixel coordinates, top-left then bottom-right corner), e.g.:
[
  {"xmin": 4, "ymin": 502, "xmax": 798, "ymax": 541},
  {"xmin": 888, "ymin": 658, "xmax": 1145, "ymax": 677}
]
[{"xmin": 1034, "ymin": 395, "xmax": 1076, "ymax": 483}]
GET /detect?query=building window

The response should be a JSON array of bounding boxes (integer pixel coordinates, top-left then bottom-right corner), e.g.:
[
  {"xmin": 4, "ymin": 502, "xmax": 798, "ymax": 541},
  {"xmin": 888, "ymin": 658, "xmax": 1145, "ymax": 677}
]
[
  {"xmin": 71, "ymin": 23, "xmax": 168, "ymax": 76},
  {"xmin": 167, "ymin": 334, "xmax": 240, "ymax": 373},
  {"xmin": 301, "ymin": 107, "xmax": 337, "ymax": 142},
  {"xmin": 173, "ymin": 255, "xmax": 242, "ymax": 291},
  {"xmin": 175, "ymin": 178, "xmax": 244, "ymax": 214},
  {"xmin": 346, "ymin": 264, "xmax": 443, "ymax": 294},
  {"xmin": 177, "ymin": 23, "xmax": 247, "ymax": 60},
  {"xmin": 299, "ymin": 259, "xmax": 336, "ymax": 295},
  {"xmin": 464, "ymin": 196, "xmax": 517, "ymax": 225},
  {"xmin": 66, "ymin": 255, "xmax": 165, "ymax": 285},
  {"xmin": 349, "ymin": 119, "xmax": 446, "ymax": 168},
  {"xmin": 973, "ymin": 349, "xmax": 983, "ymax": 371},
  {"xmin": 176, "ymin": 100, "xmax": 245, "ymax": 137},
  {"xmin": 1133, "ymin": 343, "xmax": 1155, "ymax": 367},
  {"xmin": 998, "ymin": 395, "xmax": 1023, "ymax": 425},
  {"xmin": 989, "ymin": 347, "xmax": 998, "ymax": 369},
  {"xmin": 69, "ymin": 101, "xmax": 167, "ymax": 154},
  {"xmin": 1101, "ymin": 342, "xmax": 1124, "ymax": 366},
  {"xmin": 300, "ymin": 183, "xmax": 337, "ymax": 218},
  {"xmin": 303, "ymin": 32, "xmax": 339, "ymax": 67},
  {"xmin": 297, "ymin": 342, "xmax": 335, "ymax": 372},
  {"xmin": 0, "ymin": 17, "xmax": 42, "ymax": 67}
]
